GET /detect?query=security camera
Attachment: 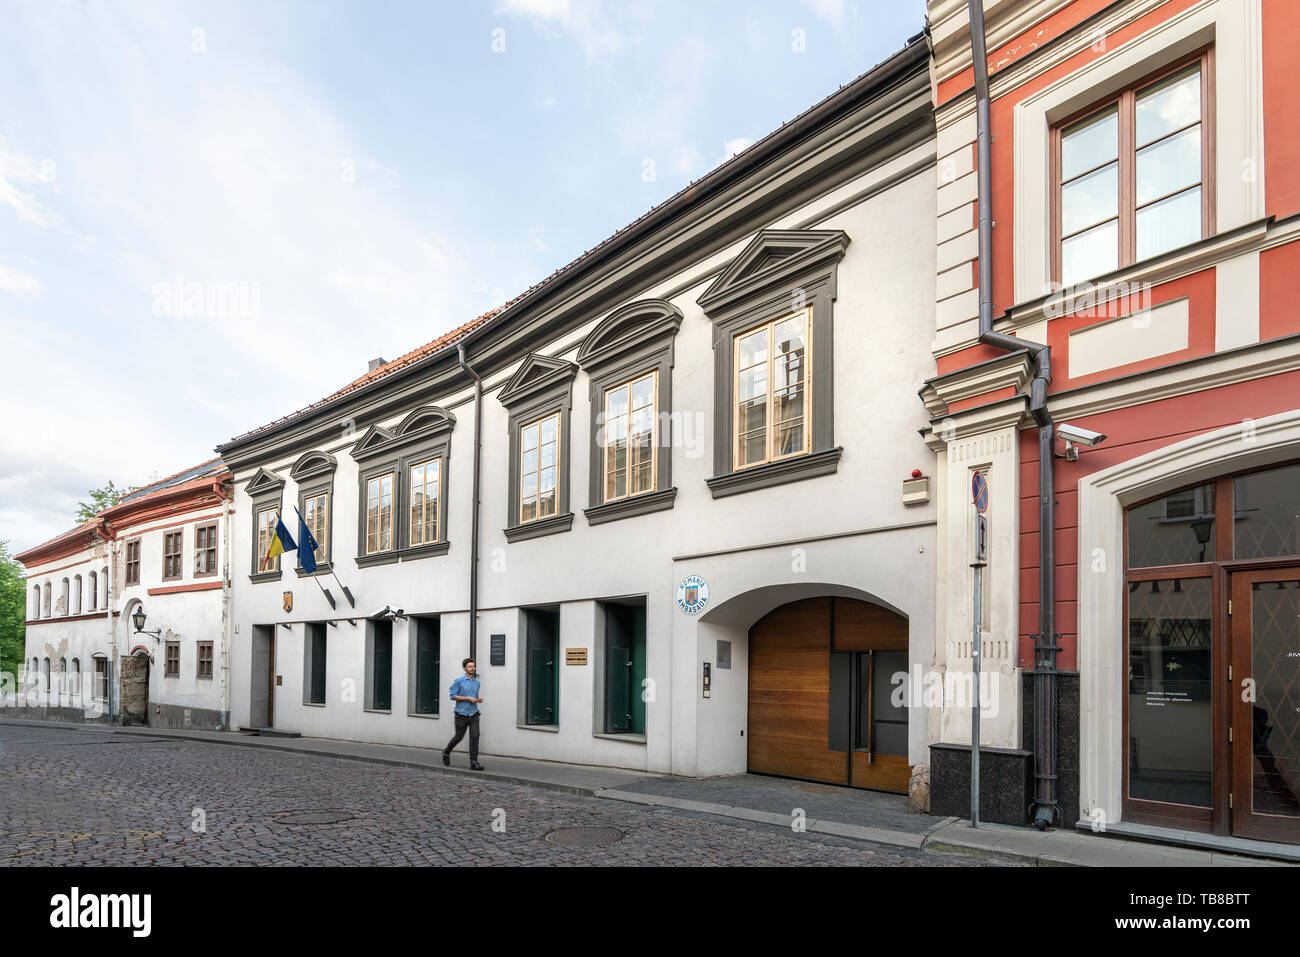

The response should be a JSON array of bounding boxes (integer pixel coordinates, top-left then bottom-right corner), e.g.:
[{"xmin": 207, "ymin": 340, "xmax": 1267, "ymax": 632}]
[
  {"xmin": 1056, "ymin": 423, "xmax": 1107, "ymax": 461},
  {"xmin": 370, "ymin": 605, "xmax": 392, "ymax": 620}
]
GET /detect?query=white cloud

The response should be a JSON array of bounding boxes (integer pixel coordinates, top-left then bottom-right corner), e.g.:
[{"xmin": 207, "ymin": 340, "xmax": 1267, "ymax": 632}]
[
  {"xmin": 723, "ymin": 137, "xmax": 754, "ymax": 160},
  {"xmin": 0, "ymin": 264, "xmax": 42, "ymax": 297},
  {"xmin": 498, "ymin": 0, "xmax": 624, "ymax": 61},
  {"xmin": 0, "ymin": 137, "xmax": 57, "ymax": 227}
]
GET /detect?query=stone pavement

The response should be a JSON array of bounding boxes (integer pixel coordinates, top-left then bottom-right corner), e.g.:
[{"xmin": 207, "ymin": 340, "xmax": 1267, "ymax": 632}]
[
  {"xmin": 3, "ymin": 716, "xmax": 1295, "ymax": 866},
  {"xmin": 0, "ymin": 721, "xmax": 1018, "ymax": 866}
]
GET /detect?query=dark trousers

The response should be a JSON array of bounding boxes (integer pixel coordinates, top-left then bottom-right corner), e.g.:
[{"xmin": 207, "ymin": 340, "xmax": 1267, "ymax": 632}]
[{"xmin": 443, "ymin": 711, "xmax": 480, "ymax": 762}]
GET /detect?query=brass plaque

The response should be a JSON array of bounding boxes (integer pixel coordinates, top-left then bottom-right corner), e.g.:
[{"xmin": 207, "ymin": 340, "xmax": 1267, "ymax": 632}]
[
  {"xmin": 565, "ymin": 648, "xmax": 587, "ymax": 666},
  {"xmin": 276, "ymin": 675, "xmax": 283, "ymax": 686}
]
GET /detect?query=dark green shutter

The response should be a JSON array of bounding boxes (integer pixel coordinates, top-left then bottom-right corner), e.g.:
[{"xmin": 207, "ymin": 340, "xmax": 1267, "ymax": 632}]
[
  {"xmin": 525, "ymin": 610, "xmax": 557, "ymax": 725},
  {"xmin": 415, "ymin": 618, "xmax": 440, "ymax": 714},
  {"xmin": 373, "ymin": 623, "xmax": 392, "ymax": 710},
  {"xmin": 310, "ymin": 625, "xmax": 327, "ymax": 705},
  {"xmin": 604, "ymin": 604, "xmax": 647, "ymax": 734}
]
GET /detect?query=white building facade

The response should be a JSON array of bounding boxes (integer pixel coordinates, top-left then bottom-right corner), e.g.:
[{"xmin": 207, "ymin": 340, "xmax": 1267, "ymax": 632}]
[
  {"xmin": 17, "ymin": 460, "xmax": 235, "ymax": 730},
  {"xmin": 217, "ymin": 40, "xmax": 943, "ymax": 799}
]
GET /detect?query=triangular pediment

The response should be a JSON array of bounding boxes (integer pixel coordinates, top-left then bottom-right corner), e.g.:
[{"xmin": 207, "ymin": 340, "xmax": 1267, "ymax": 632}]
[
  {"xmin": 698, "ymin": 229, "xmax": 850, "ymax": 314},
  {"xmin": 243, "ymin": 467, "xmax": 286, "ymax": 496},
  {"xmin": 350, "ymin": 424, "xmax": 397, "ymax": 460},
  {"xmin": 498, "ymin": 353, "xmax": 578, "ymax": 409}
]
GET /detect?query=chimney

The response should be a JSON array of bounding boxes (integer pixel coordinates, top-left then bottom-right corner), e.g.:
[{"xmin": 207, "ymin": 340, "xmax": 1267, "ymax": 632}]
[{"xmin": 367, "ymin": 357, "xmax": 386, "ymax": 373}]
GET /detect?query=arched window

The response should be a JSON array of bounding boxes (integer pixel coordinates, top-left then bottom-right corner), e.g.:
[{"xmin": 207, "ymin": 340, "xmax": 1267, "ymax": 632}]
[
  {"xmin": 88, "ymin": 571, "xmax": 98, "ymax": 611},
  {"xmin": 73, "ymin": 575, "xmax": 83, "ymax": 615},
  {"xmin": 101, "ymin": 566, "xmax": 109, "ymax": 608},
  {"xmin": 41, "ymin": 658, "xmax": 50, "ymax": 695},
  {"xmin": 59, "ymin": 578, "xmax": 69, "ymax": 616},
  {"xmin": 30, "ymin": 585, "xmax": 40, "ymax": 620},
  {"xmin": 42, "ymin": 583, "xmax": 51, "ymax": 617},
  {"xmin": 57, "ymin": 657, "xmax": 67, "ymax": 701},
  {"xmin": 29, "ymin": 657, "xmax": 37, "ymax": 687},
  {"xmin": 71, "ymin": 658, "xmax": 81, "ymax": 698}
]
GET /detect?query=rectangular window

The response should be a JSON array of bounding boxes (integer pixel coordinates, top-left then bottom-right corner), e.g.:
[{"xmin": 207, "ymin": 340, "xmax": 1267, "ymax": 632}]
[
  {"xmin": 164, "ymin": 641, "xmax": 180, "ymax": 678},
  {"xmin": 520, "ymin": 413, "xmax": 560, "ymax": 524},
  {"xmin": 197, "ymin": 642, "xmax": 213, "ymax": 680},
  {"xmin": 163, "ymin": 531, "xmax": 183, "ymax": 581},
  {"xmin": 524, "ymin": 608, "xmax": 558, "ymax": 725},
  {"xmin": 1055, "ymin": 54, "xmax": 1211, "ymax": 287},
  {"xmin": 256, "ymin": 507, "xmax": 280, "ymax": 573},
  {"xmin": 302, "ymin": 493, "xmax": 329, "ymax": 565},
  {"xmin": 365, "ymin": 473, "xmax": 395, "ymax": 554},
  {"xmin": 94, "ymin": 659, "xmax": 108, "ymax": 700},
  {"xmin": 603, "ymin": 602, "xmax": 646, "ymax": 735},
  {"xmin": 194, "ymin": 523, "xmax": 218, "ymax": 577},
  {"xmin": 408, "ymin": 458, "xmax": 441, "ymax": 546},
  {"xmin": 304, "ymin": 624, "xmax": 326, "ymax": 704},
  {"xmin": 603, "ymin": 372, "xmax": 656, "ymax": 503},
  {"xmin": 734, "ymin": 308, "xmax": 810, "ymax": 469},
  {"xmin": 125, "ymin": 540, "xmax": 141, "ymax": 586},
  {"xmin": 413, "ymin": 617, "xmax": 440, "ymax": 715}
]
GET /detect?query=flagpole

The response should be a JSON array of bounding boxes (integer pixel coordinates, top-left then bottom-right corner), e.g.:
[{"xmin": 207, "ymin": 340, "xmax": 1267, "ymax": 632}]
[{"xmin": 293, "ymin": 505, "xmax": 349, "ymax": 609}]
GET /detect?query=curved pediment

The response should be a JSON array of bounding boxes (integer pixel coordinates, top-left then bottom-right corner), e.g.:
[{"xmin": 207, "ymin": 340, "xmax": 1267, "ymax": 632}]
[
  {"xmin": 577, "ymin": 299, "xmax": 683, "ymax": 371},
  {"xmin": 395, "ymin": 405, "xmax": 456, "ymax": 438},
  {"xmin": 290, "ymin": 450, "xmax": 338, "ymax": 481}
]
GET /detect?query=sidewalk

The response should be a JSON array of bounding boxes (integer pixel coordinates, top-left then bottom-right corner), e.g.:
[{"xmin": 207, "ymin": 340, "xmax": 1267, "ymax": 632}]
[{"xmin": 3, "ymin": 716, "xmax": 1295, "ymax": 866}]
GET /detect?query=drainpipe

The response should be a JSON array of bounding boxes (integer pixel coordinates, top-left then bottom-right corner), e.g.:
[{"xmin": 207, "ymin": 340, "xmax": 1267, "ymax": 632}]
[
  {"xmin": 218, "ymin": 485, "xmax": 232, "ymax": 731},
  {"xmin": 966, "ymin": 0, "xmax": 1059, "ymax": 830},
  {"xmin": 105, "ymin": 534, "xmax": 117, "ymax": 724},
  {"xmin": 456, "ymin": 342, "xmax": 484, "ymax": 662}
]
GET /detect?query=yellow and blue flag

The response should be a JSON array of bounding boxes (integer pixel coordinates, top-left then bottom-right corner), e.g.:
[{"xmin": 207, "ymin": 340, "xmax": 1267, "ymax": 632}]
[{"xmin": 263, "ymin": 515, "xmax": 297, "ymax": 570}]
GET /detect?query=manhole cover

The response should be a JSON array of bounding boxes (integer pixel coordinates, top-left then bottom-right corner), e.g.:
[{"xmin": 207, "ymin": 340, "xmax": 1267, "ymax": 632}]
[
  {"xmin": 543, "ymin": 826, "xmax": 624, "ymax": 847},
  {"xmin": 275, "ymin": 810, "xmax": 354, "ymax": 826}
]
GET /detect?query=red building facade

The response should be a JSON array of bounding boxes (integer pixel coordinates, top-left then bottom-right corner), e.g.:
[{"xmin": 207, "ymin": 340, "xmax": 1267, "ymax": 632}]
[{"xmin": 922, "ymin": 0, "xmax": 1300, "ymax": 846}]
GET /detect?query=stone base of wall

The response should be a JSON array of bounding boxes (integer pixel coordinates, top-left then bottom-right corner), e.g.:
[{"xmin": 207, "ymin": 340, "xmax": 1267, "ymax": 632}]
[
  {"xmin": 1, "ymin": 706, "xmax": 112, "ymax": 725},
  {"xmin": 1019, "ymin": 670, "xmax": 1080, "ymax": 828},
  {"xmin": 928, "ymin": 743, "xmax": 1033, "ymax": 825},
  {"xmin": 151, "ymin": 703, "xmax": 224, "ymax": 731}
]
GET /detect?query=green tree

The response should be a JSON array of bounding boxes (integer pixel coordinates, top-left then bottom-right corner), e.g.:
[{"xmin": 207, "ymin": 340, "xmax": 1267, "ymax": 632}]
[
  {"xmin": 0, "ymin": 541, "xmax": 26, "ymax": 680},
  {"xmin": 75, "ymin": 481, "xmax": 130, "ymax": 524}
]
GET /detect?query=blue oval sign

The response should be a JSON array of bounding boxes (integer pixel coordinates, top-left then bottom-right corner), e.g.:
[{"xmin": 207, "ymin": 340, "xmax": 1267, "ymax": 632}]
[{"xmin": 972, "ymin": 472, "xmax": 989, "ymax": 513}]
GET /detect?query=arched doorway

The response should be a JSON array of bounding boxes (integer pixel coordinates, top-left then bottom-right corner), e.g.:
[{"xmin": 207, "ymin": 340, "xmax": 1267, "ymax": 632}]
[
  {"xmin": 120, "ymin": 646, "xmax": 151, "ymax": 726},
  {"xmin": 748, "ymin": 596, "xmax": 910, "ymax": 793}
]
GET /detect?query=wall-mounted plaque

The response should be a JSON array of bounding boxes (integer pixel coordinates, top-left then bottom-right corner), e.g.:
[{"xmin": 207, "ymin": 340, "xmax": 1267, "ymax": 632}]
[
  {"xmin": 490, "ymin": 633, "xmax": 506, "ymax": 666},
  {"xmin": 565, "ymin": 648, "xmax": 588, "ymax": 666}
]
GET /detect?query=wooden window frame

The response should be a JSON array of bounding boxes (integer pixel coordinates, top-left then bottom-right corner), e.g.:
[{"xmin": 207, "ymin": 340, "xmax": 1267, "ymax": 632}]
[
  {"xmin": 194, "ymin": 522, "xmax": 218, "ymax": 578},
  {"xmin": 255, "ymin": 506, "xmax": 280, "ymax": 574},
  {"xmin": 197, "ymin": 641, "xmax": 214, "ymax": 680},
  {"xmin": 407, "ymin": 457, "xmax": 442, "ymax": 548},
  {"xmin": 297, "ymin": 488, "xmax": 331, "ymax": 571},
  {"xmin": 93, "ymin": 658, "xmax": 108, "ymax": 701},
  {"xmin": 1051, "ymin": 47, "xmax": 1215, "ymax": 286},
  {"xmin": 363, "ymin": 470, "xmax": 396, "ymax": 556},
  {"xmin": 124, "ymin": 539, "xmax": 142, "ymax": 587},
  {"xmin": 162, "ymin": 530, "xmax": 184, "ymax": 582},
  {"xmin": 164, "ymin": 641, "xmax": 180, "ymax": 679},
  {"xmin": 601, "ymin": 371, "xmax": 659, "ymax": 505},
  {"xmin": 518, "ymin": 411, "xmax": 562, "ymax": 526},
  {"xmin": 732, "ymin": 306, "xmax": 813, "ymax": 472}
]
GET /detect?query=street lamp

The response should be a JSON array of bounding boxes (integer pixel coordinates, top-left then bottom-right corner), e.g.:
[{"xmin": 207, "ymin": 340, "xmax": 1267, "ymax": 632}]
[{"xmin": 131, "ymin": 605, "xmax": 162, "ymax": 638}]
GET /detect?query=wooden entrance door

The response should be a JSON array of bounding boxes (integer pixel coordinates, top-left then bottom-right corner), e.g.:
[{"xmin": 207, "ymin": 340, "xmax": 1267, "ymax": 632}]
[
  {"xmin": 747, "ymin": 596, "xmax": 910, "ymax": 792},
  {"xmin": 1230, "ymin": 568, "xmax": 1300, "ymax": 842}
]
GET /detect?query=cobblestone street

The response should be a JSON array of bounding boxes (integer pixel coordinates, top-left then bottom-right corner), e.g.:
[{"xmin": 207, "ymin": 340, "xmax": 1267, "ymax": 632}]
[{"xmin": 0, "ymin": 724, "xmax": 1022, "ymax": 866}]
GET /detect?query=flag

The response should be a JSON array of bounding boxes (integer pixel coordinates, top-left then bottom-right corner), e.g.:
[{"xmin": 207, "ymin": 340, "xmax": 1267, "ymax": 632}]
[
  {"xmin": 297, "ymin": 512, "xmax": 319, "ymax": 574},
  {"xmin": 262, "ymin": 515, "xmax": 296, "ymax": 570}
]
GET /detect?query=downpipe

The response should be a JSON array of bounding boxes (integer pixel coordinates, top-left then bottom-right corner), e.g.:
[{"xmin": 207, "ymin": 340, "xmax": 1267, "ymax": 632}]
[
  {"xmin": 966, "ymin": 0, "xmax": 1059, "ymax": 830},
  {"xmin": 457, "ymin": 342, "xmax": 483, "ymax": 662}
]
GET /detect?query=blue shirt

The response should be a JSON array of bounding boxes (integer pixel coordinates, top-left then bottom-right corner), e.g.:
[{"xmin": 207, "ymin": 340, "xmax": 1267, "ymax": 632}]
[{"xmin": 449, "ymin": 675, "xmax": 480, "ymax": 716}]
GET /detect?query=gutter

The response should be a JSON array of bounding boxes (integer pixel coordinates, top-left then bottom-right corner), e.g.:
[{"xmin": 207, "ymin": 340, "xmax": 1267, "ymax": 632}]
[
  {"xmin": 966, "ymin": 0, "xmax": 1059, "ymax": 830},
  {"xmin": 456, "ymin": 342, "xmax": 485, "ymax": 662}
]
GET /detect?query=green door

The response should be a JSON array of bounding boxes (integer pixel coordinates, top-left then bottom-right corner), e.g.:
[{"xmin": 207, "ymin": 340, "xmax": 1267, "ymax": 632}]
[{"xmin": 525, "ymin": 609, "xmax": 557, "ymax": 725}]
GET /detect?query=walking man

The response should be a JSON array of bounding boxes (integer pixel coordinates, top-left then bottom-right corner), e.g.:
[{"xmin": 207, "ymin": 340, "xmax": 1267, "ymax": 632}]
[{"xmin": 442, "ymin": 658, "xmax": 484, "ymax": 770}]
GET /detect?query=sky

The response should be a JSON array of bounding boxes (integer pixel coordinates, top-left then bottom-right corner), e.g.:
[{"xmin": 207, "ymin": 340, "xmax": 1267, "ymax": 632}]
[{"xmin": 0, "ymin": 0, "xmax": 925, "ymax": 555}]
